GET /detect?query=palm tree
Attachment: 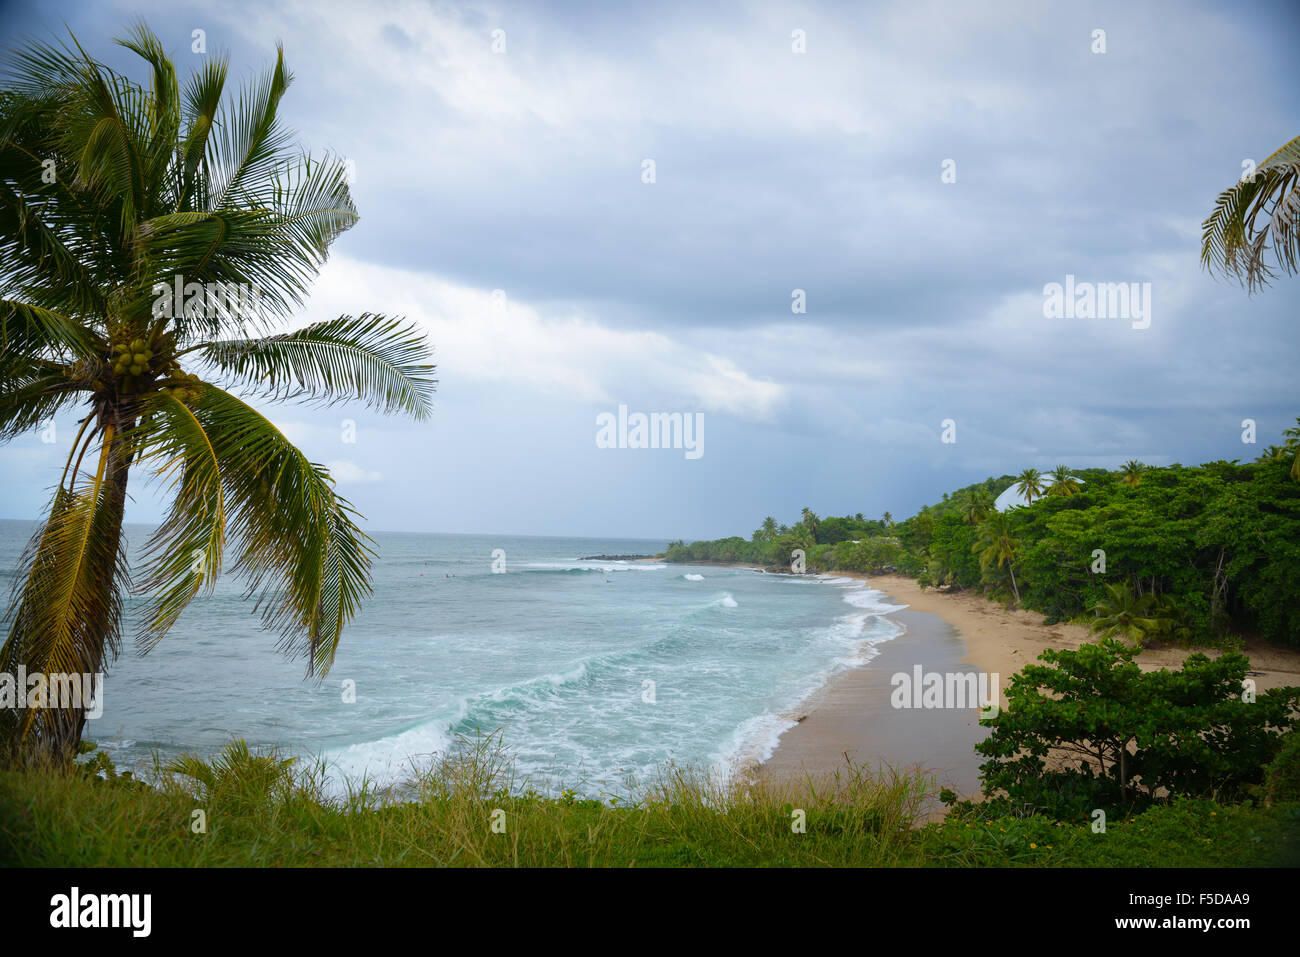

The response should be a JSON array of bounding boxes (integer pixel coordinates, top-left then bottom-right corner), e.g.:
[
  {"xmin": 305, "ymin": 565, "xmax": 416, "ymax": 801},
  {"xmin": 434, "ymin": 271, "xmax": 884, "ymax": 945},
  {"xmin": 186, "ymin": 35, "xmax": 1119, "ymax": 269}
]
[
  {"xmin": 961, "ymin": 488, "xmax": 995, "ymax": 525},
  {"xmin": 1253, "ymin": 419, "xmax": 1300, "ymax": 482},
  {"xmin": 922, "ymin": 548, "xmax": 951, "ymax": 590},
  {"xmin": 1201, "ymin": 134, "xmax": 1300, "ymax": 293},
  {"xmin": 1119, "ymin": 460, "xmax": 1146, "ymax": 487},
  {"xmin": 1285, "ymin": 421, "xmax": 1300, "ymax": 483},
  {"xmin": 800, "ymin": 506, "xmax": 819, "ymax": 540},
  {"xmin": 972, "ymin": 512, "xmax": 1021, "ymax": 603},
  {"xmin": 758, "ymin": 516, "xmax": 778, "ymax": 541},
  {"xmin": 1089, "ymin": 583, "xmax": 1158, "ymax": 645},
  {"xmin": 0, "ymin": 26, "xmax": 435, "ymax": 760},
  {"xmin": 881, "ymin": 511, "xmax": 893, "ymax": 528},
  {"xmin": 1046, "ymin": 465, "xmax": 1080, "ymax": 497},
  {"xmin": 1014, "ymin": 467, "xmax": 1044, "ymax": 503},
  {"xmin": 1150, "ymin": 594, "xmax": 1196, "ymax": 647}
]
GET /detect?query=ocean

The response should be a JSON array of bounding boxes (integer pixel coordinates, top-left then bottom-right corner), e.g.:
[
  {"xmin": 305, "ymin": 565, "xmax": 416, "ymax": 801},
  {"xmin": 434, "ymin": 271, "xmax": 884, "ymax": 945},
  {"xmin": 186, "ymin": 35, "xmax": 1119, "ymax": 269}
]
[{"xmin": 0, "ymin": 521, "xmax": 904, "ymax": 798}]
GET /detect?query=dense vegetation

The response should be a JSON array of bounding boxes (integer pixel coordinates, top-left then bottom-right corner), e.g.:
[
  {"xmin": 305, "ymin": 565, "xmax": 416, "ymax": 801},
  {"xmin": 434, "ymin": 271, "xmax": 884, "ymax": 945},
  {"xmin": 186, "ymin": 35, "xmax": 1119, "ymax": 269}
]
[
  {"xmin": 653, "ymin": 423, "xmax": 1300, "ymax": 863},
  {"xmin": 665, "ymin": 419, "xmax": 1300, "ymax": 649},
  {"xmin": 973, "ymin": 639, "xmax": 1300, "ymax": 820}
]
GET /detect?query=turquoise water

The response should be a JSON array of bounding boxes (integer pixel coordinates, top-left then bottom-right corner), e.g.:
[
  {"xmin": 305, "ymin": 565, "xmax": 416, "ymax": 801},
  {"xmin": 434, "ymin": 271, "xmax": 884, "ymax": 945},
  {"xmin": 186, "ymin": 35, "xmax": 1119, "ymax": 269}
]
[{"xmin": 0, "ymin": 521, "xmax": 903, "ymax": 797}]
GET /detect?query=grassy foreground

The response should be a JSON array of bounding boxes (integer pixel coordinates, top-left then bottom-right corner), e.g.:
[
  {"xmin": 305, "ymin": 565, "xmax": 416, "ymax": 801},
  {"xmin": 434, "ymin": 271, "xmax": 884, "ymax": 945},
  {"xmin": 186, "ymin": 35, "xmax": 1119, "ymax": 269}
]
[{"xmin": 2, "ymin": 739, "xmax": 1297, "ymax": 867}]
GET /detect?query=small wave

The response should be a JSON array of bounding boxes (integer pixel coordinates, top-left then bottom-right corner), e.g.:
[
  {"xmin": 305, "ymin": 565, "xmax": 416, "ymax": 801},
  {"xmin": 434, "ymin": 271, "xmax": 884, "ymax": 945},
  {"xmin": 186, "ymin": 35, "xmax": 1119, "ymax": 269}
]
[
  {"xmin": 323, "ymin": 721, "xmax": 455, "ymax": 793},
  {"xmin": 840, "ymin": 587, "xmax": 907, "ymax": 614},
  {"xmin": 479, "ymin": 660, "xmax": 593, "ymax": 703},
  {"xmin": 712, "ymin": 711, "xmax": 797, "ymax": 786},
  {"xmin": 319, "ymin": 659, "xmax": 604, "ymax": 793},
  {"xmin": 683, "ymin": 573, "xmax": 704, "ymax": 581},
  {"xmin": 714, "ymin": 593, "xmax": 738, "ymax": 608}
]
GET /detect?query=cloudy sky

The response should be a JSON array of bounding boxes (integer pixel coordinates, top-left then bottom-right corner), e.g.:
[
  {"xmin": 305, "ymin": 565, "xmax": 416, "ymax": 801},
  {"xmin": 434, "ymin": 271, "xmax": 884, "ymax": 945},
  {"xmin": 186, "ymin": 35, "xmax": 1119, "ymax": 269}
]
[{"xmin": 1, "ymin": 0, "xmax": 1297, "ymax": 540}]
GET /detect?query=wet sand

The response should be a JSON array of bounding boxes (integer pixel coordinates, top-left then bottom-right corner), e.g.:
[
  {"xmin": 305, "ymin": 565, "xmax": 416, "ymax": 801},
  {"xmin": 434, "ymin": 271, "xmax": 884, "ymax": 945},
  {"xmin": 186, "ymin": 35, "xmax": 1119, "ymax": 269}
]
[{"xmin": 759, "ymin": 608, "xmax": 989, "ymax": 811}]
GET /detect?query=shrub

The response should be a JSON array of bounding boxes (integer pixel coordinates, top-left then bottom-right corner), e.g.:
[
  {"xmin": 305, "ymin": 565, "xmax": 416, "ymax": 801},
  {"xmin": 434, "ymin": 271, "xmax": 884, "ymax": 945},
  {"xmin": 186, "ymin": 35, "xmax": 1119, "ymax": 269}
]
[
  {"xmin": 1264, "ymin": 732, "xmax": 1300, "ymax": 805},
  {"xmin": 976, "ymin": 638, "xmax": 1300, "ymax": 820}
]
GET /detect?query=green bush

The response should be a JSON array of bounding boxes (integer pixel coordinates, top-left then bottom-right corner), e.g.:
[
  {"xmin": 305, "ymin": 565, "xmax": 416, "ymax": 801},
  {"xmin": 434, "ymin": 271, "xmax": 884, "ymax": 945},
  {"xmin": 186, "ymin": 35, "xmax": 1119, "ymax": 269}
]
[
  {"xmin": 976, "ymin": 638, "xmax": 1300, "ymax": 820},
  {"xmin": 1265, "ymin": 732, "xmax": 1300, "ymax": 805}
]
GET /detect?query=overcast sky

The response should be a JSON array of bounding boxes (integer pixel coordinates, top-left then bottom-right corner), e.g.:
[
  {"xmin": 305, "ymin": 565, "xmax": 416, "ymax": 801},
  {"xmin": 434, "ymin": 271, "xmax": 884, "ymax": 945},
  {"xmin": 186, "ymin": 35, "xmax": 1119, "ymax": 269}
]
[{"xmin": 1, "ymin": 0, "xmax": 1297, "ymax": 540}]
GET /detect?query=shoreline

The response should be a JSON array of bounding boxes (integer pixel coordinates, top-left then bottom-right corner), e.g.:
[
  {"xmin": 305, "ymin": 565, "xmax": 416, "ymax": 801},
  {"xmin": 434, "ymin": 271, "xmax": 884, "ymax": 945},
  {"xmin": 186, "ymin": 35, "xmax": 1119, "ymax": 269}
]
[
  {"xmin": 757, "ymin": 602, "xmax": 988, "ymax": 812},
  {"xmin": 754, "ymin": 568, "xmax": 1300, "ymax": 806}
]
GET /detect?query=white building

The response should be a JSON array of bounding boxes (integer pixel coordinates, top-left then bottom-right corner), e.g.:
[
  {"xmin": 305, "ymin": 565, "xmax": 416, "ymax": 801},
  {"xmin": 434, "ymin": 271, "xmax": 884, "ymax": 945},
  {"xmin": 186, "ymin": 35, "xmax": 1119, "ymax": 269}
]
[{"xmin": 994, "ymin": 473, "xmax": 1083, "ymax": 511}]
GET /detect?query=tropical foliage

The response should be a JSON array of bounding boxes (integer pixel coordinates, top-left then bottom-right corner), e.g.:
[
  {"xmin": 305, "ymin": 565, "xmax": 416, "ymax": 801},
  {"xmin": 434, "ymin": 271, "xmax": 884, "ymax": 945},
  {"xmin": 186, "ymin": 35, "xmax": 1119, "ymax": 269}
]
[
  {"xmin": 0, "ymin": 25, "xmax": 436, "ymax": 760},
  {"xmin": 666, "ymin": 420, "xmax": 1300, "ymax": 648},
  {"xmin": 1202, "ymin": 133, "xmax": 1300, "ymax": 293},
  {"xmin": 1088, "ymin": 583, "xmax": 1157, "ymax": 644},
  {"xmin": 1119, "ymin": 460, "xmax": 1146, "ymax": 487},
  {"xmin": 971, "ymin": 511, "xmax": 1021, "ymax": 603},
  {"xmin": 1045, "ymin": 465, "xmax": 1079, "ymax": 497},
  {"xmin": 1015, "ymin": 467, "xmax": 1044, "ymax": 503},
  {"xmin": 975, "ymin": 639, "xmax": 1300, "ymax": 819},
  {"xmin": 961, "ymin": 487, "xmax": 996, "ymax": 525}
]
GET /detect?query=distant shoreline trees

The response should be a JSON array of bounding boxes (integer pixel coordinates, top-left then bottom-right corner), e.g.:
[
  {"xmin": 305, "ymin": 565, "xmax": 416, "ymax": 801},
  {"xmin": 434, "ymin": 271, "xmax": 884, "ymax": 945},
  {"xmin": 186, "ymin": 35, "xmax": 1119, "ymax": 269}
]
[{"xmin": 664, "ymin": 419, "xmax": 1300, "ymax": 649}]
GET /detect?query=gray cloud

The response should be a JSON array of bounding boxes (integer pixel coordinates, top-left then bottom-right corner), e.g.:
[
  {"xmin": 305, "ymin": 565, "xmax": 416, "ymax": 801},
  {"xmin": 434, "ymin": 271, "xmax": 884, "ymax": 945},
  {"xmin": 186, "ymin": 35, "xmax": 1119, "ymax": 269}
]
[{"xmin": 0, "ymin": 0, "xmax": 1296, "ymax": 538}]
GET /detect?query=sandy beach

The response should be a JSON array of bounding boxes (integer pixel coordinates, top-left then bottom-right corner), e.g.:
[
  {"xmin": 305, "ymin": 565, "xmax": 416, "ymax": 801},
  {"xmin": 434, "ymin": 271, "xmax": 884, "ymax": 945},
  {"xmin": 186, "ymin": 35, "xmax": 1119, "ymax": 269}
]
[
  {"xmin": 758, "ymin": 605, "xmax": 989, "ymax": 811},
  {"xmin": 760, "ymin": 571, "xmax": 1300, "ymax": 805}
]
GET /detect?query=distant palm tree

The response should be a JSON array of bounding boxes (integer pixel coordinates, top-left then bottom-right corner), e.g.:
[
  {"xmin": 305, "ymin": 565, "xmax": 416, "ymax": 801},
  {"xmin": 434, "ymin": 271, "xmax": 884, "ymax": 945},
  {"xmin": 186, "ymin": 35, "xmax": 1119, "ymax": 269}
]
[
  {"xmin": 1046, "ymin": 465, "xmax": 1080, "ymax": 497},
  {"xmin": 924, "ymin": 548, "xmax": 952, "ymax": 589},
  {"xmin": 1254, "ymin": 419, "xmax": 1300, "ymax": 482},
  {"xmin": 1119, "ymin": 460, "xmax": 1147, "ymax": 487},
  {"xmin": 800, "ymin": 507, "xmax": 819, "ymax": 539},
  {"xmin": 962, "ymin": 488, "xmax": 995, "ymax": 525},
  {"xmin": 1150, "ymin": 594, "xmax": 1196, "ymax": 647},
  {"xmin": 1256, "ymin": 444, "xmax": 1287, "ymax": 461},
  {"xmin": 1285, "ymin": 421, "xmax": 1300, "ymax": 482},
  {"xmin": 1090, "ymin": 583, "xmax": 1158, "ymax": 645},
  {"xmin": 0, "ymin": 26, "xmax": 435, "ymax": 760},
  {"xmin": 972, "ymin": 512, "xmax": 1021, "ymax": 603},
  {"xmin": 759, "ymin": 516, "xmax": 778, "ymax": 541},
  {"xmin": 1201, "ymin": 134, "xmax": 1300, "ymax": 293},
  {"xmin": 1014, "ymin": 467, "xmax": 1044, "ymax": 503},
  {"xmin": 881, "ymin": 511, "xmax": 893, "ymax": 527}
]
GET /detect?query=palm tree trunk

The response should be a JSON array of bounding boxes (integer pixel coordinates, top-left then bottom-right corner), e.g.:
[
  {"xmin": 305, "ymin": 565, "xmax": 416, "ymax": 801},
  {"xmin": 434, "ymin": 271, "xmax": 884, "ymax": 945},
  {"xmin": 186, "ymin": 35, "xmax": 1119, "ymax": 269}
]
[
  {"xmin": 1210, "ymin": 547, "xmax": 1228, "ymax": 637},
  {"xmin": 52, "ymin": 440, "xmax": 132, "ymax": 759},
  {"xmin": 1008, "ymin": 564, "xmax": 1021, "ymax": 604},
  {"xmin": 8, "ymin": 420, "xmax": 134, "ymax": 764}
]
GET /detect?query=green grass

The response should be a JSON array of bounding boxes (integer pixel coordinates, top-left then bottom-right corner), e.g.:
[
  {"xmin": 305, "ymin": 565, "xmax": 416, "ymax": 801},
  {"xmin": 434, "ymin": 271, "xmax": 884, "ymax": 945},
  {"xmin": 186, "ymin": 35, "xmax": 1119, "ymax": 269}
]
[
  {"xmin": 925, "ymin": 800, "xmax": 1300, "ymax": 867},
  {"xmin": 1, "ymin": 737, "xmax": 1296, "ymax": 867}
]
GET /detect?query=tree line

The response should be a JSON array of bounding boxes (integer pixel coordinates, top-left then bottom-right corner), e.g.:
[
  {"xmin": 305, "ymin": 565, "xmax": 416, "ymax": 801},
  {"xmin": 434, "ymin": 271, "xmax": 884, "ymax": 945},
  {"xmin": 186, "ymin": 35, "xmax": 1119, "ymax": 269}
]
[{"xmin": 665, "ymin": 419, "xmax": 1300, "ymax": 649}]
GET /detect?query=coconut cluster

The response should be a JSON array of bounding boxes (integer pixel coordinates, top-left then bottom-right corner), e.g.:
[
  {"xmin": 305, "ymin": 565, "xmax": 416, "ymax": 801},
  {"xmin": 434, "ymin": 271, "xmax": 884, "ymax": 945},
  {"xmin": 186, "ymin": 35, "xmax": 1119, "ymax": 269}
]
[
  {"xmin": 110, "ymin": 331, "xmax": 170, "ymax": 378},
  {"xmin": 107, "ymin": 329, "xmax": 198, "ymax": 402},
  {"xmin": 161, "ymin": 372, "xmax": 202, "ymax": 405}
]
